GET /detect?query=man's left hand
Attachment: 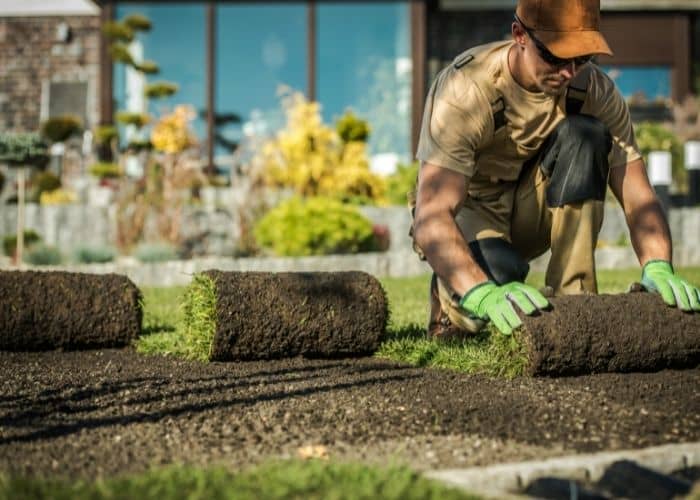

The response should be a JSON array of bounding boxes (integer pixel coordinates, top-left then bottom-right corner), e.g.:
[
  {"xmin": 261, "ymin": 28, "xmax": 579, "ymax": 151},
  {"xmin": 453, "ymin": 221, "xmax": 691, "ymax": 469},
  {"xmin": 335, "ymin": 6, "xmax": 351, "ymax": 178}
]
[{"xmin": 641, "ymin": 260, "xmax": 700, "ymax": 312}]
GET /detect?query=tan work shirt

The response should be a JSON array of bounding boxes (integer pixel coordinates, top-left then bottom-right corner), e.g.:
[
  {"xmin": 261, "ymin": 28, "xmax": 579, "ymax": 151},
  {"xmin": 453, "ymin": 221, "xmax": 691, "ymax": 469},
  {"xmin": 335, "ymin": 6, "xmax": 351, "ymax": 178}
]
[{"xmin": 416, "ymin": 40, "xmax": 642, "ymax": 190}]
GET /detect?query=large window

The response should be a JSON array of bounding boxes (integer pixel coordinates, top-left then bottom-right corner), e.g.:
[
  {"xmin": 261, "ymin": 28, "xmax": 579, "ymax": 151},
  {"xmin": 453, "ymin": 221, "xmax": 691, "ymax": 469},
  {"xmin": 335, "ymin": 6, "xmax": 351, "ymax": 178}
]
[
  {"xmin": 317, "ymin": 2, "xmax": 412, "ymax": 160},
  {"xmin": 601, "ymin": 66, "xmax": 672, "ymax": 101},
  {"xmin": 216, "ymin": 3, "xmax": 307, "ymax": 162},
  {"xmin": 114, "ymin": 4, "xmax": 206, "ymax": 142}
]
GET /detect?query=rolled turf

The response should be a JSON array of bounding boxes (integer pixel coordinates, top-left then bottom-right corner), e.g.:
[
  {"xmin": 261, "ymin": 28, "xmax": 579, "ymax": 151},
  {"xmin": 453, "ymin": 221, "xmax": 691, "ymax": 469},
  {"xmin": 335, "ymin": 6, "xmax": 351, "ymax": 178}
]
[
  {"xmin": 0, "ymin": 270, "xmax": 142, "ymax": 351},
  {"xmin": 520, "ymin": 292, "xmax": 700, "ymax": 376},
  {"xmin": 183, "ymin": 270, "xmax": 388, "ymax": 361}
]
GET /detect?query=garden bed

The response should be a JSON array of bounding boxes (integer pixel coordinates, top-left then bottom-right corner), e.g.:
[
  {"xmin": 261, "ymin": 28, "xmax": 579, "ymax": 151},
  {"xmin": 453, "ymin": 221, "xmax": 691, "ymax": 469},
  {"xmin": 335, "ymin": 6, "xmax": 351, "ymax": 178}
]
[{"xmin": 0, "ymin": 348, "xmax": 698, "ymax": 480}]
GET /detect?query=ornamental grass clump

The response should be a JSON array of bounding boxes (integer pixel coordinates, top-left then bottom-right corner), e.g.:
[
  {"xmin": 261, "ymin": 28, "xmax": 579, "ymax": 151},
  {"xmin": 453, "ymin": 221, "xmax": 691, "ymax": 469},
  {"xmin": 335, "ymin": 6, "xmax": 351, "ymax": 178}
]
[
  {"xmin": 74, "ymin": 245, "xmax": 117, "ymax": 264},
  {"xmin": 181, "ymin": 273, "xmax": 217, "ymax": 361}
]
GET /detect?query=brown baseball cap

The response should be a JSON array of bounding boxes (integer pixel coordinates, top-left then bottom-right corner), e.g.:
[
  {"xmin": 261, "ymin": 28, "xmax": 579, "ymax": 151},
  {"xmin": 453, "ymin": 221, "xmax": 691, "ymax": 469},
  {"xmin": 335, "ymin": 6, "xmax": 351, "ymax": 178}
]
[{"xmin": 516, "ymin": 0, "xmax": 613, "ymax": 58}]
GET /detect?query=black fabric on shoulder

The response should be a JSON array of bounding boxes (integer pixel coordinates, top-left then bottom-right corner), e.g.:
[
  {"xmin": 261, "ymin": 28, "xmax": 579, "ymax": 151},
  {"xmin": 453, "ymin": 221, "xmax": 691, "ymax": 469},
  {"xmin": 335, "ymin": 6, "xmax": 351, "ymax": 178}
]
[{"xmin": 539, "ymin": 114, "xmax": 612, "ymax": 207}]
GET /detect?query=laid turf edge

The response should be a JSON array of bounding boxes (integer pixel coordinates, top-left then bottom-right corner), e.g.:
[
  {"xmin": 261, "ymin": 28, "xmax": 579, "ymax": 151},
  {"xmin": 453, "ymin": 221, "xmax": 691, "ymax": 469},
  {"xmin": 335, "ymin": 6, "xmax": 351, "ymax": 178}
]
[
  {"xmin": 0, "ymin": 460, "xmax": 481, "ymax": 500},
  {"xmin": 376, "ymin": 325, "xmax": 530, "ymax": 379},
  {"xmin": 181, "ymin": 272, "xmax": 217, "ymax": 361}
]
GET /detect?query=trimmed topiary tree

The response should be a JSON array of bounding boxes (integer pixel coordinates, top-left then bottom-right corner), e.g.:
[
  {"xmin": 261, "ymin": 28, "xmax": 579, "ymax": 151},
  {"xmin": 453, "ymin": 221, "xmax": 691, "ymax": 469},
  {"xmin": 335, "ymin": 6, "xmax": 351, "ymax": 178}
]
[{"xmin": 0, "ymin": 133, "xmax": 49, "ymax": 265}]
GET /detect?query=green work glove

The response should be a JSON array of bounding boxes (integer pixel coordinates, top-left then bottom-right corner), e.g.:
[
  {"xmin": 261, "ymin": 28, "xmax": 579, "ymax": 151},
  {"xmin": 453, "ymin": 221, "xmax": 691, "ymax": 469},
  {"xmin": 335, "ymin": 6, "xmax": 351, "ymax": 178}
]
[
  {"xmin": 641, "ymin": 260, "xmax": 700, "ymax": 312},
  {"xmin": 459, "ymin": 281, "xmax": 550, "ymax": 335}
]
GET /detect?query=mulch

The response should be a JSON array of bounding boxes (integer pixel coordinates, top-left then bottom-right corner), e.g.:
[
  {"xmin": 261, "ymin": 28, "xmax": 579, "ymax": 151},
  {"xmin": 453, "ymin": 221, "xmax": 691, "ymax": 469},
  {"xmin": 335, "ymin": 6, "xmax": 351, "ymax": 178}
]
[{"xmin": 0, "ymin": 348, "xmax": 698, "ymax": 479}]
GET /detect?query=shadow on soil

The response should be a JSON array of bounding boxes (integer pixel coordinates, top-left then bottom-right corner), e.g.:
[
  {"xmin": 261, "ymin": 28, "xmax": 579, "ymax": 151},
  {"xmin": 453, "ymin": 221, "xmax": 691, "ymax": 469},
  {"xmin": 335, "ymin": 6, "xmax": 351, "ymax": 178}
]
[{"xmin": 0, "ymin": 361, "xmax": 418, "ymax": 446}]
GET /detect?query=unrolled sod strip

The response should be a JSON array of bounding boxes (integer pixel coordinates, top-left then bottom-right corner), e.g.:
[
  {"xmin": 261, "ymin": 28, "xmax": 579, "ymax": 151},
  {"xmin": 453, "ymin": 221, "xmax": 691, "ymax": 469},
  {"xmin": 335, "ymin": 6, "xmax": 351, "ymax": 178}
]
[
  {"xmin": 520, "ymin": 293, "xmax": 700, "ymax": 376},
  {"xmin": 0, "ymin": 271, "xmax": 142, "ymax": 351},
  {"xmin": 183, "ymin": 270, "xmax": 389, "ymax": 361}
]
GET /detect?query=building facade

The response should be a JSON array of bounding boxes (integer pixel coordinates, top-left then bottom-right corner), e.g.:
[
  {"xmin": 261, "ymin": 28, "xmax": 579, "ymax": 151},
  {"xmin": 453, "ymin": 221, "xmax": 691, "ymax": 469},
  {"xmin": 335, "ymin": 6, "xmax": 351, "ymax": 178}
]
[{"xmin": 2, "ymin": 0, "xmax": 700, "ymax": 170}]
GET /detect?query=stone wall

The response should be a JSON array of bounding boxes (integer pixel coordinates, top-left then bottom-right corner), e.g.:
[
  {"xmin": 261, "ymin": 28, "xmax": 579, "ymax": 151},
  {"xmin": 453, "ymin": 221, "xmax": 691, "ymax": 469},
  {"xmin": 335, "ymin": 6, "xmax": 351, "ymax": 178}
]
[
  {"xmin": 0, "ymin": 14, "xmax": 101, "ymax": 132},
  {"xmin": 1, "ymin": 197, "xmax": 699, "ymax": 259}
]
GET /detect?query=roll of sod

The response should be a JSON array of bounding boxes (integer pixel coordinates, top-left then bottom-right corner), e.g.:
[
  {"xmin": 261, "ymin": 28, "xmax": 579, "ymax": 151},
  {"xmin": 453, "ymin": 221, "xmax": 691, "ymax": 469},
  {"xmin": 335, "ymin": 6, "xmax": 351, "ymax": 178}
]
[
  {"xmin": 0, "ymin": 271, "xmax": 142, "ymax": 351},
  {"xmin": 521, "ymin": 293, "xmax": 700, "ymax": 376},
  {"xmin": 183, "ymin": 270, "xmax": 388, "ymax": 361}
]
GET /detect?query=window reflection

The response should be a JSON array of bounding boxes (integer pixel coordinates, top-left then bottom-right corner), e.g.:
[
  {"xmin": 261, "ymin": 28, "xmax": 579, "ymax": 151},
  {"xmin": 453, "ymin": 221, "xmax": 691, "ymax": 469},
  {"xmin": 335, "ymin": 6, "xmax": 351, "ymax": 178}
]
[
  {"xmin": 216, "ymin": 3, "xmax": 307, "ymax": 167},
  {"xmin": 317, "ymin": 2, "xmax": 412, "ymax": 163}
]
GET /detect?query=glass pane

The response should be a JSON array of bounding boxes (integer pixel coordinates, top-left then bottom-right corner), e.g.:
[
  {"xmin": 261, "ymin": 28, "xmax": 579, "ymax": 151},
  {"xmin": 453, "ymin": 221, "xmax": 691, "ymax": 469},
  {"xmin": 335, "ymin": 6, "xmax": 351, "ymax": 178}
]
[
  {"xmin": 216, "ymin": 3, "xmax": 307, "ymax": 161},
  {"xmin": 317, "ymin": 2, "xmax": 412, "ymax": 161},
  {"xmin": 601, "ymin": 65, "xmax": 671, "ymax": 101},
  {"xmin": 114, "ymin": 4, "xmax": 206, "ymax": 143}
]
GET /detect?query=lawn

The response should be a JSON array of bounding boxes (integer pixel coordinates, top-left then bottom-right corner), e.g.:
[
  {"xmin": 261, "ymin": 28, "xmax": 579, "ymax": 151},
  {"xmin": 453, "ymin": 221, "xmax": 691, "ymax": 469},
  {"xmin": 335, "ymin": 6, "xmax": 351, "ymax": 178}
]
[{"xmin": 138, "ymin": 267, "xmax": 700, "ymax": 377}]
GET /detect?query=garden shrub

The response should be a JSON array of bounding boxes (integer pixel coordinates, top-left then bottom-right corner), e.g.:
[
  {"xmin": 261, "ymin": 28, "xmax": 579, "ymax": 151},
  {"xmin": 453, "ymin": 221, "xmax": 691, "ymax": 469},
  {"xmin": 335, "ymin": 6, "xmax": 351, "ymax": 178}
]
[
  {"xmin": 336, "ymin": 110, "xmax": 370, "ymax": 143},
  {"xmin": 257, "ymin": 88, "xmax": 385, "ymax": 204},
  {"xmin": 254, "ymin": 196, "xmax": 375, "ymax": 256},
  {"xmin": 134, "ymin": 242, "xmax": 178, "ymax": 262},
  {"xmin": 39, "ymin": 188, "xmax": 77, "ymax": 205},
  {"xmin": 123, "ymin": 13, "xmax": 152, "ymax": 31},
  {"xmin": 102, "ymin": 20, "xmax": 134, "ymax": 42},
  {"xmin": 3, "ymin": 230, "xmax": 41, "ymax": 256},
  {"xmin": 89, "ymin": 162, "xmax": 123, "ymax": 179},
  {"xmin": 633, "ymin": 121, "xmax": 686, "ymax": 191},
  {"xmin": 134, "ymin": 60, "xmax": 159, "ymax": 74},
  {"xmin": 94, "ymin": 125, "xmax": 119, "ymax": 146},
  {"xmin": 0, "ymin": 132, "xmax": 49, "ymax": 166},
  {"xmin": 24, "ymin": 243, "xmax": 62, "ymax": 266},
  {"xmin": 40, "ymin": 115, "xmax": 82, "ymax": 143},
  {"xmin": 145, "ymin": 82, "xmax": 179, "ymax": 99},
  {"xmin": 74, "ymin": 245, "xmax": 117, "ymax": 264},
  {"xmin": 385, "ymin": 161, "xmax": 419, "ymax": 206},
  {"xmin": 30, "ymin": 171, "xmax": 61, "ymax": 201},
  {"xmin": 116, "ymin": 111, "xmax": 150, "ymax": 128}
]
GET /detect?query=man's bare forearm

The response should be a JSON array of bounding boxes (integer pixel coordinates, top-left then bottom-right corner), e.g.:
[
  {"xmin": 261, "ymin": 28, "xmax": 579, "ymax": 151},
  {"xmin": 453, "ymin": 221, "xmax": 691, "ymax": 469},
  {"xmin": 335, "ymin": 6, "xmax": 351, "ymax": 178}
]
[
  {"xmin": 414, "ymin": 162, "xmax": 488, "ymax": 297},
  {"xmin": 626, "ymin": 197, "xmax": 672, "ymax": 266},
  {"xmin": 609, "ymin": 159, "xmax": 672, "ymax": 266},
  {"xmin": 414, "ymin": 211, "xmax": 489, "ymax": 297}
]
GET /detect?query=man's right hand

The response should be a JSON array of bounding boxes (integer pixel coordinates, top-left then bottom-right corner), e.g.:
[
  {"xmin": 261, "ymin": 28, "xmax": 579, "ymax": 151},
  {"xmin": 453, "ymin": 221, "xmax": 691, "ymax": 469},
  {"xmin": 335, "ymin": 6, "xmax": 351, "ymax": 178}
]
[{"xmin": 459, "ymin": 281, "xmax": 550, "ymax": 335}]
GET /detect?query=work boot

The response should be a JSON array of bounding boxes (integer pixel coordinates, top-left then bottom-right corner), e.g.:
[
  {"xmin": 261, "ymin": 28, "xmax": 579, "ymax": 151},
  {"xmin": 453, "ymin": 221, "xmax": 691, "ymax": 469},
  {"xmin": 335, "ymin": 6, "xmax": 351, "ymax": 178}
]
[{"xmin": 427, "ymin": 273, "xmax": 470, "ymax": 341}]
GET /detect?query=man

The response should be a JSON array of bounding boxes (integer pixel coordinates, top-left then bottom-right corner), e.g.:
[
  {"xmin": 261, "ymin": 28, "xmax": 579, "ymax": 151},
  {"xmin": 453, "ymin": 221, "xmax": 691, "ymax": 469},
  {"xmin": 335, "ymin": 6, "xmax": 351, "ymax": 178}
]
[{"xmin": 412, "ymin": 0, "xmax": 700, "ymax": 338}]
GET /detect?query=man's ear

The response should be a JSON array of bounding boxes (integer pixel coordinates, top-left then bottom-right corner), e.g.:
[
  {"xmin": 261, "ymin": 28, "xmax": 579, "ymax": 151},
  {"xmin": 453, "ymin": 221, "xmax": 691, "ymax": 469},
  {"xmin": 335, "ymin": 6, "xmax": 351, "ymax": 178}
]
[{"xmin": 512, "ymin": 22, "xmax": 527, "ymax": 47}]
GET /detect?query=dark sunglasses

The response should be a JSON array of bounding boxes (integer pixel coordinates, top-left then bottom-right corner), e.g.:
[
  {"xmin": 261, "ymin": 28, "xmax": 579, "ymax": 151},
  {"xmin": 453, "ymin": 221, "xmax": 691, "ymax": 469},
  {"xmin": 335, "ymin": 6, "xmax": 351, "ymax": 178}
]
[{"xmin": 514, "ymin": 14, "xmax": 593, "ymax": 68}]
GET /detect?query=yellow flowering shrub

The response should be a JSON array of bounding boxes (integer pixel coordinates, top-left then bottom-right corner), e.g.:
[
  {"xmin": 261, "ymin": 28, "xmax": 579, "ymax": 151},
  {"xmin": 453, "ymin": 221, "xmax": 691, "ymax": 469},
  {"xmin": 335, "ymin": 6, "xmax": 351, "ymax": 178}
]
[
  {"xmin": 150, "ymin": 105, "xmax": 198, "ymax": 154},
  {"xmin": 40, "ymin": 188, "xmax": 77, "ymax": 205},
  {"xmin": 257, "ymin": 89, "xmax": 385, "ymax": 204}
]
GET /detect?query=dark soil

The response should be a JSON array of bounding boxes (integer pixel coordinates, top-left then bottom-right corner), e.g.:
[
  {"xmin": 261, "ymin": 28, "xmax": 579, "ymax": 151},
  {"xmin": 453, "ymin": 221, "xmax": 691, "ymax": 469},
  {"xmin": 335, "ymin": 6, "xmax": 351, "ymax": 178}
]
[
  {"xmin": 0, "ymin": 349, "xmax": 698, "ymax": 480},
  {"xmin": 522, "ymin": 293, "xmax": 700, "ymax": 376},
  {"xmin": 206, "ymin": 271, "xmax": 388, "ymax": 361},
  {"xmin": 0, "ymin": 271, "xmax": 141, "ymax": 351}
]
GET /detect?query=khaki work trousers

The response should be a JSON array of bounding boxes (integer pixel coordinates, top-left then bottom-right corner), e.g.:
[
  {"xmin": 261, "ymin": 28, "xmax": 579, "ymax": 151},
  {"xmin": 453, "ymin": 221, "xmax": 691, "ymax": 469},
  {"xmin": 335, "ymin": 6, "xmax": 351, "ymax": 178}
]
[{"xmin": 436, "ymin": 163, "xmax": 605, "ymax": 332}]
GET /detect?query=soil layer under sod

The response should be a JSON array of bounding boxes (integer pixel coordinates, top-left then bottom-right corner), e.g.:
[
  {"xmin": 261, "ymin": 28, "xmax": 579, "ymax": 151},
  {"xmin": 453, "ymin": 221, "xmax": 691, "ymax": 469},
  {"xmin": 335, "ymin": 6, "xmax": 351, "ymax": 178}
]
[{"xmin": 0, "ymin": 271, "xmax": 142, "ymax": 351}]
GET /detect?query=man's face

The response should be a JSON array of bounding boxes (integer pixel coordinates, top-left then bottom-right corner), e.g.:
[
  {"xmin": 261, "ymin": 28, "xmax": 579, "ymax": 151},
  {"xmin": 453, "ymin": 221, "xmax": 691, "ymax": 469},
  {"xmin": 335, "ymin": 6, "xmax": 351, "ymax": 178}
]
[{"xmin": 513, "ymin": 20, "xmax": 592, "ymax": 96}]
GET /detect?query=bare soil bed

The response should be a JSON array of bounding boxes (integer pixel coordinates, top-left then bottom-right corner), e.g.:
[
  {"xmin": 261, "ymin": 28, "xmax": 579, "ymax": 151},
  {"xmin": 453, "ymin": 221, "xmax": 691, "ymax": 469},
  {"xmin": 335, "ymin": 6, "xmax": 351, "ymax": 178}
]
[{"xmin": 0, "ymin": 348, "xmax": 698, "ymax": 480}]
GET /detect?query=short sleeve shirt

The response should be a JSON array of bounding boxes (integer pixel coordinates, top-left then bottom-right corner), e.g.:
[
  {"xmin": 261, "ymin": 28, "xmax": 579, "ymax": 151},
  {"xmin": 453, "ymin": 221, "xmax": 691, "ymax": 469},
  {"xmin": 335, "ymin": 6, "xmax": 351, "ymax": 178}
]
[{"xmin": 416, "ymin": 41, "xmax": 641, "ymax": 184}]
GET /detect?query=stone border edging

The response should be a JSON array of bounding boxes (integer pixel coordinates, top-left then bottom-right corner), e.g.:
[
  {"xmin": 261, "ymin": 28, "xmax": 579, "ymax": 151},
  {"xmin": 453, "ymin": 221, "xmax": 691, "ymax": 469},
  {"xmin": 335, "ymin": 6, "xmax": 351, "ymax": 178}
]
[
  {"xmin": 425, "ymin": 441, "xmax": 700, "ymax": 498},
  {"xmin": 1, "ymin": 246, "xmax": 699, "ymax": 287}
]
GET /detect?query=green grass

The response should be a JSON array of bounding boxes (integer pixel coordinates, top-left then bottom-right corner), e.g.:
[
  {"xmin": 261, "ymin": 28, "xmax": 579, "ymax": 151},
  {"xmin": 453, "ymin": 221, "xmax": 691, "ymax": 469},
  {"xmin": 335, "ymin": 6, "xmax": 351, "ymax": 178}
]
[
  {"xmin": 0, "ymin": 460, "xmax": 479, "ymax": 500},
  {"xmin": 136, "ymin": 267, "xmax": 700, "ymax": 377}
]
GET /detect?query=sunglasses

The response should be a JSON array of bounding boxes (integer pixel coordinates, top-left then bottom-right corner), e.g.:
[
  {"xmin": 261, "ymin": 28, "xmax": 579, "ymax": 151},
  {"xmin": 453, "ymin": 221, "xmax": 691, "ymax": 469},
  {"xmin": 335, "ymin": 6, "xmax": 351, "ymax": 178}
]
[{"xmin": 514, "ymin": 15, "xmax": 593, "ymax": 68}]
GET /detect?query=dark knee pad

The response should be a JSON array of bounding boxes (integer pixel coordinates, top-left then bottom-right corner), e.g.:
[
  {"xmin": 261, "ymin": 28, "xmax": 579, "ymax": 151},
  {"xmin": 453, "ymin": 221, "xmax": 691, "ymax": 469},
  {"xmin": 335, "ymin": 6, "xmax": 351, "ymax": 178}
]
[
  {"xmin": 469, "ymin": 238, "xmax": 529, "ymax": 285},
  {"xmin": 540, "ymin": 114, "xmax": 612, "ymax": 207}
]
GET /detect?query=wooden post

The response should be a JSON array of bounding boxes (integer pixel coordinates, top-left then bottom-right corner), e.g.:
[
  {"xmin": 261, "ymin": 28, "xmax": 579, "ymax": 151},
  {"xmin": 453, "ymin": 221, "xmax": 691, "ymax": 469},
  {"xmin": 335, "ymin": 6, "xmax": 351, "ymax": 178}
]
[{"xmin": 16, "ymin": 167, "xmax": 25, "ymax": 268}]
